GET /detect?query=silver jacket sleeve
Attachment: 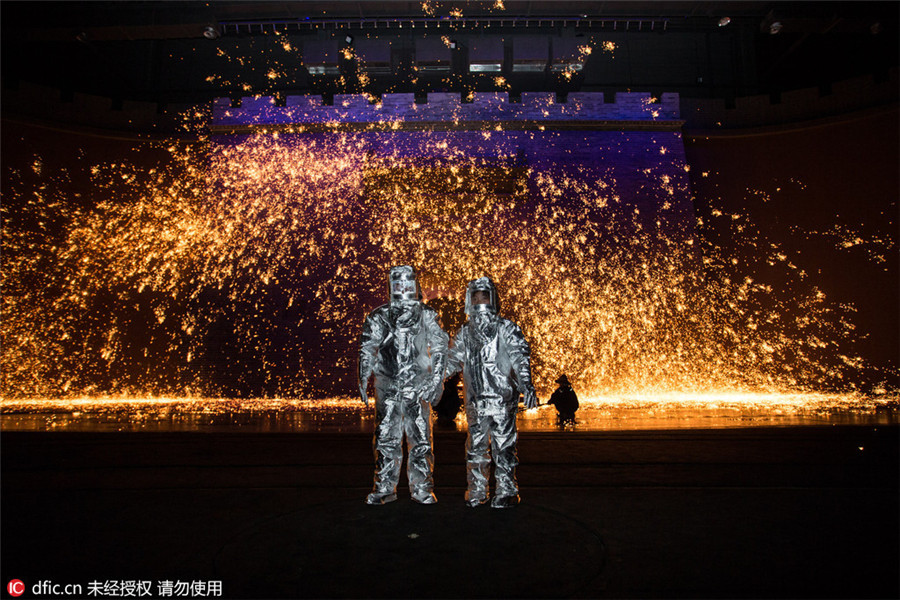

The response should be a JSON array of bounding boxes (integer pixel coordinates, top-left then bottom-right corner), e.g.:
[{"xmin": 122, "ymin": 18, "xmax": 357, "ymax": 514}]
[
  {"xmin": 358, "ymin": 307, "xmax": 389, "ymax": 403},
  {"xmin": 445, "ymin": 327, "xmax": 467, "ymax": 380},
  {"xmin": 422, "ymin": 306, "xmax": 450, "ymax": 405},
  {"xmin": 502, "ymin": 320, "xmax": 538, "ymax": 408}
]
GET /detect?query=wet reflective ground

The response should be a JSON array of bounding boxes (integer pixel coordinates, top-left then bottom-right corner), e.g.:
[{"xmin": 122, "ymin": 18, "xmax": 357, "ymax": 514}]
[{"xmin": 2, "ymin": 393, "xmax": 897, "ymax": 432}]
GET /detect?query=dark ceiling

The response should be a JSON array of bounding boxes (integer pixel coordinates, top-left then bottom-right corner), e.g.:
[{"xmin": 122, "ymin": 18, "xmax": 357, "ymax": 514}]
[{"xmin": 2, "ymin": 1, "xmax": 897, "ymax": 105}]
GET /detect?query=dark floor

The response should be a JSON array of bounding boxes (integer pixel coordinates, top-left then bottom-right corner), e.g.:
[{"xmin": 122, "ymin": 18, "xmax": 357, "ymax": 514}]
[{"xmin": 2, "ymin": 426, "xmax": 898, "ymax": 599}]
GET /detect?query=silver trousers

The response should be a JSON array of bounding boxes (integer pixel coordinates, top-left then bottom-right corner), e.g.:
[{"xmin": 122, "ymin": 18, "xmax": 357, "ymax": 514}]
[
  {"xmin": 370, "ymin": 394, "xmax": 435, "ymax": 503},
  {"xmin": 465, "ymin": 404, "xmax": 519, "ymax": 504}
]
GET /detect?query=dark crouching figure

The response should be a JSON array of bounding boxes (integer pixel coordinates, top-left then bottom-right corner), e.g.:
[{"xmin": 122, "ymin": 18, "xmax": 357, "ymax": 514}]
[
  {"xmin": 434, "ymin": 372, "xmax": 463, "ymax": 427},
  {"xmin": 548, "ymin": 374, "xmax": 579, "ymax": 424}
]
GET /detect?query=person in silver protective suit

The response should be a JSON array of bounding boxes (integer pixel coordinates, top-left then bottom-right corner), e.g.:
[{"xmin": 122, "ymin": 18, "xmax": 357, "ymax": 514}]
[
  {"xmin": 446, "ymin": 276, "xmax": 538, "ymax": 508},
  {"xmin": 358, "ymin": 265, "xmax": 449, "ymax": 505}
]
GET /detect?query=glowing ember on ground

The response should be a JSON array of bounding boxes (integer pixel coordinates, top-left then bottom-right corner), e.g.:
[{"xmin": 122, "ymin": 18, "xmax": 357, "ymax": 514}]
[
  {"xmin": 0, "ymin": 396, "xmax": 361, "ymax": 412},
  {"xmin": 0, "ymin": 391, "xmax": 900, "ymax": 414},
  {"xmin": 2, "ymin": 391, "xmax": 894, "ymax": 414},
  {"xmin": 1, "ymin": 392, "xmax": 895, "ymax": 432},
  {"xmin": 578, "ymin": 390, "xmax": 897, "ymax": 411}
]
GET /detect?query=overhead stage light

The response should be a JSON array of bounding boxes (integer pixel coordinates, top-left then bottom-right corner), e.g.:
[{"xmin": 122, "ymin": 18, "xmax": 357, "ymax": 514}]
[
  {"xmin": 718, "ymin": 17, "xmax": 731, "ymax": 27},
  {"xmin": 345, "ymin": 35, "xmax": 354, "ymax": 44},
  {"xmin": 203, "ymin": 26, "xmax": 221, "ymax": 40}
]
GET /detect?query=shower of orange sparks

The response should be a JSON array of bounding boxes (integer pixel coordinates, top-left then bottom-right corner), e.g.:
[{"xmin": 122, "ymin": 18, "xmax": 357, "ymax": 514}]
[{"xmin": 1, "ymin": 110, "xmax": 895, "ymax": 402}]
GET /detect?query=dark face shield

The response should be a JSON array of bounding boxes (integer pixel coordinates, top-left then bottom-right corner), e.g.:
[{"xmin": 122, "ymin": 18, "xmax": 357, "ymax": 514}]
[
  {"xmin": 388, "ymin": 265, "xmax": 419, "ymax": 302},
  {"xmin": 390, "ymin": 277, "xmax": 417, "ymax": 302},
  {"xmin": 464, "ymin": 276, "xmax": 499, "ymax": 316},
  {"xmin": 471, "ymin": 290, "xmax": 492, "ymax": 306}
]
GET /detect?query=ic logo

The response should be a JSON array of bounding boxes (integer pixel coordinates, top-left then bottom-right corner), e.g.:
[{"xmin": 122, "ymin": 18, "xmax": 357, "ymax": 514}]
[{"xmin": 7, "ymin": 580, "xmax": 25, "ymax": 597}]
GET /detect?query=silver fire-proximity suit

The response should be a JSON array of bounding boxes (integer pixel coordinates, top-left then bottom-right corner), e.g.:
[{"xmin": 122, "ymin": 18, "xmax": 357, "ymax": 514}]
[
  {"xmin": 358, "ymin": 266, "xmax": 449, "ymax": 505},
  {"xmin": 446, "ymin": 277, "xmax": 538, "ymax": 508}
]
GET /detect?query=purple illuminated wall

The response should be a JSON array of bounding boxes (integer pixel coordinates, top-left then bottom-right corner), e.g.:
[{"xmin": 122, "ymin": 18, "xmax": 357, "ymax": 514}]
[{"xmin": 211, "ymin": 91, "xmax": 693, "ymax": 234}]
